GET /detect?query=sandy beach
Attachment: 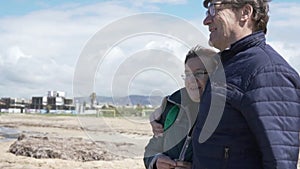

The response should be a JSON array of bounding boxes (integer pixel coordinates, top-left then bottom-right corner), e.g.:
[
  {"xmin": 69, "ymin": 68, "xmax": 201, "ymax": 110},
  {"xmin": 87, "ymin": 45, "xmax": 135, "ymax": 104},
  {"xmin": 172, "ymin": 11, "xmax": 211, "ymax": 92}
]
[
  {"xmin": 0, "ymin": 113, "xmax": 299, "ymax": 169},
  {"xmin": 0, "ymin": 113, "xmax": 152, "ymax": 169}
]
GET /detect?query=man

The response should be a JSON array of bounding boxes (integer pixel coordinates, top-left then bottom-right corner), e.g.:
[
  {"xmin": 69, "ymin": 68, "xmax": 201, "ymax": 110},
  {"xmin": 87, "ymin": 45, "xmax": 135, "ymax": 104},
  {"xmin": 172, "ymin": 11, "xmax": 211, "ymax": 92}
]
[{"xmin": 192, "ymin": 0, "xmax": 300, "ymax": 169}]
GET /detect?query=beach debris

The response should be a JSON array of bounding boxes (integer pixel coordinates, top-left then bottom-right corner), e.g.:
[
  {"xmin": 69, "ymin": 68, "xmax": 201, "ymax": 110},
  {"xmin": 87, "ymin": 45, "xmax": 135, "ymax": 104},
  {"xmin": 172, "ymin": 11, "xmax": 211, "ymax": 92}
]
[{"xmin": 9, "ymin": 134, "xmax": 123, "ymax": 162}]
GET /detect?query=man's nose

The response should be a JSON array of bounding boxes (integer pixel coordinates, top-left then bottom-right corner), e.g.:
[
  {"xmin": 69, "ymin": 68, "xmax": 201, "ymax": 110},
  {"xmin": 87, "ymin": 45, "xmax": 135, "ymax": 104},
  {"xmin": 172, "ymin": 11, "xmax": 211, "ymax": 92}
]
[{"xmin": 203, "ymin": 15, "xmax": 212, "ymax": 25}]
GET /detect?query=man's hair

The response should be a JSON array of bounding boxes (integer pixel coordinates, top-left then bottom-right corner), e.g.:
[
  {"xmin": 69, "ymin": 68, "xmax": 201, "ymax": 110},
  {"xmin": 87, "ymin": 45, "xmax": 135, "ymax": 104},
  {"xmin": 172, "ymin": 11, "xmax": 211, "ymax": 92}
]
[
  {"xmin": 203, "ymin": 0, "xmax": 270, "ymax": 34},
  {"xmin": 185, "ymin": 45, "xmax": 217, "ymax": 64}
]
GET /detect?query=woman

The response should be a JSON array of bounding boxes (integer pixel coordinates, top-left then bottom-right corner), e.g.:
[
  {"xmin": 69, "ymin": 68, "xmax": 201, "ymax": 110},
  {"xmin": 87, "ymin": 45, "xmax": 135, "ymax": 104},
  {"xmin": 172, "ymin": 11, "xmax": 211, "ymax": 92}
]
[{"xmin": 144, "ymin": 45, "xmax": 218, "ymax": 169}]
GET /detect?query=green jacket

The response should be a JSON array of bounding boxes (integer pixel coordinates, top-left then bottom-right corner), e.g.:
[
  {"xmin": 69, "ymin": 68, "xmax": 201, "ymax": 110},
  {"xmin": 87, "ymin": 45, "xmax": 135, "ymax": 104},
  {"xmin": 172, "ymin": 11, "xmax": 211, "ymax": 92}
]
[{"xmin": 143, "ymin": 88, "xmax": 199, "ymax": 169}]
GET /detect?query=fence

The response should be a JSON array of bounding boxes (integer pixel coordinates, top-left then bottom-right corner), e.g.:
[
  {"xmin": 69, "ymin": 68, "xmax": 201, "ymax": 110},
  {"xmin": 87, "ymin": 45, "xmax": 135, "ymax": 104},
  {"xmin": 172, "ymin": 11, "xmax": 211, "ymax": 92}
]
[
  {"xmin": 95, "ymin": 108, "xmax": 155, "ymax": 117},
  {"xmin": 96, "ymin": 109, "xmax": 116, "ymax": 117}
]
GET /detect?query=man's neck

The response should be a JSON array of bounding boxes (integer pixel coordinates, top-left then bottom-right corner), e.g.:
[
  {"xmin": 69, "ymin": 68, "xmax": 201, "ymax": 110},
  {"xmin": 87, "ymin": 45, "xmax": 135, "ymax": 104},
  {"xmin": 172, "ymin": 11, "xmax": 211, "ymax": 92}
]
[{"xmin": 225, "ymin": 29, "xmax": 253, "ymax": 51}]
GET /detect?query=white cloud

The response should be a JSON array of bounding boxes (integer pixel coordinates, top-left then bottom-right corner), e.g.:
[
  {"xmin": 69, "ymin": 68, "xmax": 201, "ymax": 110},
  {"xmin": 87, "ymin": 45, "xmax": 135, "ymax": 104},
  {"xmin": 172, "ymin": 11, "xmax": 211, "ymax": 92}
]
[
  {"xmin": 268, "ymin": 41, "xmax": 299, "ymax": 62},
  {"xmin": 268, "ymin": 2, "xmax": 300, "ymax": 42},
  {"xmin": 271, "ymin": 2, "xmax": 300, "ymax": 14},
  {"xmin": 4, "ymin": 46, "xmax": 32, "ymax": 65},
  {"xmin": 0, "ymin": 1, "xmax": 195, "ymax": 98},
  {"xmin": 268, "ymin": 41, "xmax": 300, "ymax": 74},
  {"xmin": 144, "ymin": 39, "xmax": 188, "ymax": 61},
  {"xmin": 0, "ymin": 2, "xmax": 140, "ymax": 98},
  {"xmin": 94, "ymin": 36, "xmax": 188, "ymax": 97},
  {"xmin": 267, "ymin": 2, "xmax": 300, "ymax": 73},
  {"xmin": 76, "ymin": 10, "xmax": 209, "ymax": 98}
]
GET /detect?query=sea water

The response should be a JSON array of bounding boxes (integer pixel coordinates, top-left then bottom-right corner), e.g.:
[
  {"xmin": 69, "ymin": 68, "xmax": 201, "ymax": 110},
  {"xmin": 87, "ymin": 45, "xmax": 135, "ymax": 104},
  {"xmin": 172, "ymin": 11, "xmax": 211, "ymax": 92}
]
[{"xmin": 0, "ymin": 127, "xmax": 20, "ymax": 142}]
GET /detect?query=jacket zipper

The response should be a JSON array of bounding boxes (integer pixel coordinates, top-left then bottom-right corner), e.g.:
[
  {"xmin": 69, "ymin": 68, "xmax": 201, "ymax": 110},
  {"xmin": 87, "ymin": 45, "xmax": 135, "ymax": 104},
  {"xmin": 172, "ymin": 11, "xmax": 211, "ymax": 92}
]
[
  {"xmin": 224, "ymin": 147, "xmax": 229, "ymax": 159},
  {"xmin": 222, "ymin": 147, "xmax": 230, "ymax": 169}
]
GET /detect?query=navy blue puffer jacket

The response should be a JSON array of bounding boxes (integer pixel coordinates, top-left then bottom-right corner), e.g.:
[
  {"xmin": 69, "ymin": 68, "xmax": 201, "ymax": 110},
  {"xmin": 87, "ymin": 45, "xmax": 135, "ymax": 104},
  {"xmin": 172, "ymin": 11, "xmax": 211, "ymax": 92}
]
[{"xmin": 192, "ymin": 31, "xmax": 300, "ymax": 169}]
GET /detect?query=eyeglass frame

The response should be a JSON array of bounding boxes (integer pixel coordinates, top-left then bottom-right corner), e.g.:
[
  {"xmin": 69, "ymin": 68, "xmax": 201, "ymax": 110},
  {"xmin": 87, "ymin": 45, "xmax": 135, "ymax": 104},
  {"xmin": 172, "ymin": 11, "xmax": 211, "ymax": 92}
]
[
  {"xmin": 181, "ymin": 70, "xmax": 209, "ymax": 80},
  {"xmin": 206, "ymin": 1, "xmax": 238, "ymax": 17}
]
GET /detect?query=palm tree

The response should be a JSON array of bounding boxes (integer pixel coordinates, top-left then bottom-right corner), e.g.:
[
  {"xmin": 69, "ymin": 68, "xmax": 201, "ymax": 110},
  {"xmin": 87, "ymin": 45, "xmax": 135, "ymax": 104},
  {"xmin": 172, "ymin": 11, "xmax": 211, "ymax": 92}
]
[
  {"xmin": 46, "ymin": 105, "xmax": 52, "ymax": 113},
  {"xmin": 90, "ymin": 92, "xmax": 96, "ymax": 109}
]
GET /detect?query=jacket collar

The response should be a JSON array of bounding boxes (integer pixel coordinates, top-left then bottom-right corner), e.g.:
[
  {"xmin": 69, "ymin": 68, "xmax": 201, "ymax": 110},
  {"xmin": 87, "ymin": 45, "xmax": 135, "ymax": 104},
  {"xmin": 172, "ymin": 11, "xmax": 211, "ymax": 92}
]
[
  {"xmin": 220, "ymin": 31, "xmax": 266, "ymax": 63},
  {"xmin": 167, "ymin": 88, "xmax": 195, "ymax": 106}
]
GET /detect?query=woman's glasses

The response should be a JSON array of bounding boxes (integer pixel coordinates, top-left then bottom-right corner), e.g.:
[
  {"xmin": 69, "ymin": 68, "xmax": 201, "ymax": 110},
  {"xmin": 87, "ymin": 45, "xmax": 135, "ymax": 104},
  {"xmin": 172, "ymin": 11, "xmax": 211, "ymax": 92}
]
[{"xmin": 181, "ymin": 70, "xmax": 208, "ymax": 80}]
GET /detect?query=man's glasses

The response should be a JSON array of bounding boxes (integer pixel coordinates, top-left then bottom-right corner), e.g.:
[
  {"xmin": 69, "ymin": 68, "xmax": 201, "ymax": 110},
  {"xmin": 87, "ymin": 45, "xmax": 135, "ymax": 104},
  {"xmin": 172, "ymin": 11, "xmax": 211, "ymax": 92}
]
[
  {"xmin": 206, "ymin": 1, "xmax": 236, "ymax": 17},
  {"xmin": 181, "ymin": 70, "xmax": 208, "ymax": 80}
]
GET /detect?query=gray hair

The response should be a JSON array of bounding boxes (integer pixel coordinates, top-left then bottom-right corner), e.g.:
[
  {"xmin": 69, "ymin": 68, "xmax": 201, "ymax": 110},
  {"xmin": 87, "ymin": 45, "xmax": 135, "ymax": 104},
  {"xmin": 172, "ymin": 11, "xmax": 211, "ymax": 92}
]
[
  {"xmin": 203, "ymin": 0, "xmax": 270, "ymax": 34},
  {"xmin": 185, "ymin": 45, "xmax": 218, "ymax": 73},
  {"xmin": 185, "ymin": 45, "xmax": 217, "ymax": 64}
]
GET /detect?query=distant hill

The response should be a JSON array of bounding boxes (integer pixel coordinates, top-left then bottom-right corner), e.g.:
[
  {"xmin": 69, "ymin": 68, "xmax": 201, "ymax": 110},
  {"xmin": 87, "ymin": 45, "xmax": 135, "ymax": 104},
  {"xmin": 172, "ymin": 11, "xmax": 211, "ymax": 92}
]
[{"xmin": 74, "ymin": 95, "xmax": 163, "ymax": 107}]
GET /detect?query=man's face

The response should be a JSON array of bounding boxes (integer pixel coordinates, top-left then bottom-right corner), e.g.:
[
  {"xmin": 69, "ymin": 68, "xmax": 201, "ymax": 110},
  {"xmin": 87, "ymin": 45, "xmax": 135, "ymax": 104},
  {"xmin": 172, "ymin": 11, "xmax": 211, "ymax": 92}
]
[{"xmin": 203, "ymin": 0, "xmax": 240, "ymax": 51}]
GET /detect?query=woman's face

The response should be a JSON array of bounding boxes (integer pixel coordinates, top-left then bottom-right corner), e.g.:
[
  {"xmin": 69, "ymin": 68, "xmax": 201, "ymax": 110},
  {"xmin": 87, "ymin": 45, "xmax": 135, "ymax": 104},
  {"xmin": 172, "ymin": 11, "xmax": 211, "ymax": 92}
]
[{"xmin": 184, "ymin": 57, "xmax": 210, "ymax": 102}]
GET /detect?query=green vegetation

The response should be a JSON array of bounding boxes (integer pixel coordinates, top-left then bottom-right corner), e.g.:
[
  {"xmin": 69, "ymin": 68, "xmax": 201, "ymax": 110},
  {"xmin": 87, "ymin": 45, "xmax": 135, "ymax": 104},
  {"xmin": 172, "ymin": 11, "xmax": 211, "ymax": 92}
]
[{"xmin": 0, "ymin": 112, "xmax": 8, "ymax": 115}]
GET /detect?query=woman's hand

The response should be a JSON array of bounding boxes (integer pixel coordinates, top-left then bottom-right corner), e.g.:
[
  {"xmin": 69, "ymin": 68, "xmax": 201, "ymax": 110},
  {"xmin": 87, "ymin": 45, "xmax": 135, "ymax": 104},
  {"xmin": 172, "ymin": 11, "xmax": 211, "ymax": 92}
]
[
  {"xmin": 150, "ymin": 120, "xmax": 164, "ymax": 137},
  {"xmin": 156, "ymin": 155, "xmax": 176, "ymax": 169},
  {"xmin": 174, "ymin": 161, "xmax": 192, "ymax": 169},
  {"xmin": 156, "ymin": 155, "xmax": 192, "ymax": 169}
]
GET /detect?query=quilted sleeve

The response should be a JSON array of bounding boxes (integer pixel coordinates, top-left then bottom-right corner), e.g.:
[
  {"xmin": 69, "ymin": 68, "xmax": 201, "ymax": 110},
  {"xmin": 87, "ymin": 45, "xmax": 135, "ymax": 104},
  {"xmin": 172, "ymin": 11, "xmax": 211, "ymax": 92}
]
[{"xmin": 241, "ymin": 64, "xmax": 300, "ymax": 169}]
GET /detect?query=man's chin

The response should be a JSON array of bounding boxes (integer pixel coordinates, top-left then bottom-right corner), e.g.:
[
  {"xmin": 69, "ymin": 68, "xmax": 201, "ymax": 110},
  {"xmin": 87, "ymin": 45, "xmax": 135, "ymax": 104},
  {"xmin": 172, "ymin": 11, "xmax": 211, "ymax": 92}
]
[{"xmin": 208, "ymin": 40, "xmax": 214, "ymax": 47}]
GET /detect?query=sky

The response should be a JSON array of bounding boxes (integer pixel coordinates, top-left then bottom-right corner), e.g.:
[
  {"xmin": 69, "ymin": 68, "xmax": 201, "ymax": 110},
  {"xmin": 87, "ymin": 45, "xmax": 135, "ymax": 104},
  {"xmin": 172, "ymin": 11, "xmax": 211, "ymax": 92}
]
[{"xmin": 0, "ymin": 0, "xmax": 299, "ymax": 99}]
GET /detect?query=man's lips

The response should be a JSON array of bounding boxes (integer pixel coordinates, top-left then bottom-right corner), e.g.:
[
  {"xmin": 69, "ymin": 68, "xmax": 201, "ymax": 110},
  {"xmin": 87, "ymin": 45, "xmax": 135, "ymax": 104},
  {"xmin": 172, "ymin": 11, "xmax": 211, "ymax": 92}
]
[{"xmin": 209, "ymin": 27, "xmax": 217, "ymax": 32}]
